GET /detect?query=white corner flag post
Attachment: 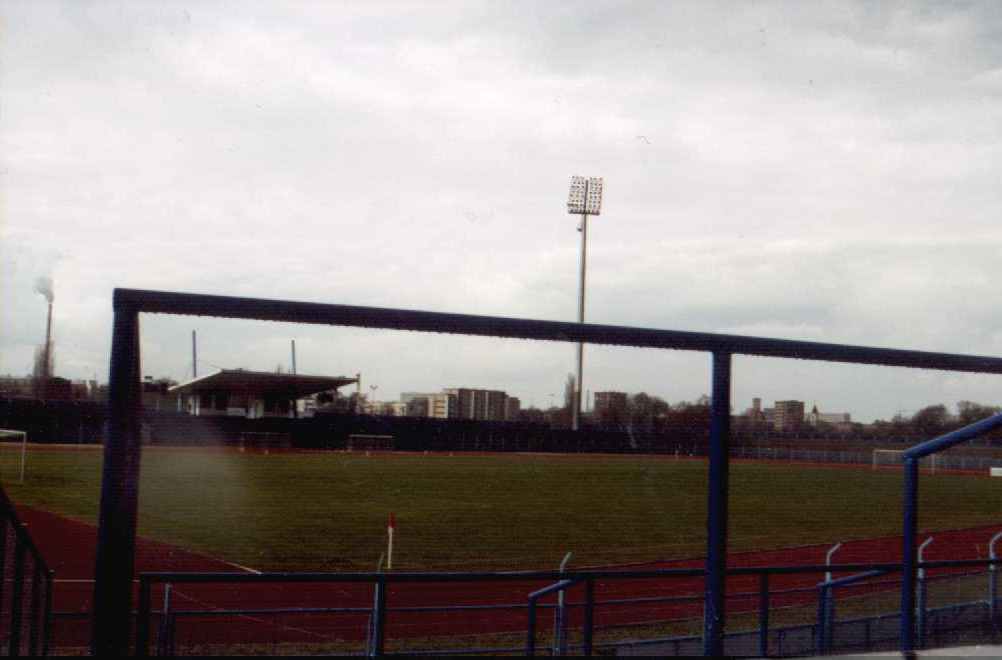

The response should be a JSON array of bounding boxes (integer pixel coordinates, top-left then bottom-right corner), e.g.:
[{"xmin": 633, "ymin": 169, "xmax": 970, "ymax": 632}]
[{"xmin": 387, "ymin": 512, "xmax": 395, "ymax": 570}]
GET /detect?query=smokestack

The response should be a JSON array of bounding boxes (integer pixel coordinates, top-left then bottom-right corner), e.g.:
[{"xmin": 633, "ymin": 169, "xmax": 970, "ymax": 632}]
[
  {"xmin": 192, "ymin": 330, "xmax": 197, "ymax": 379},
  {"xmin": 34, "ymin": 276, "xmax": 54, "ymax": 380},
  {"xmin": 33, "ymin": 276, "xmax": 53, "ymax": 304},
  {"xmin": 291, "ymin": 340, "xmax": 297, "ymax": 375},
  {"xmin": 44, "ymin": 301, "xmax": 53, "ymax": 379}
]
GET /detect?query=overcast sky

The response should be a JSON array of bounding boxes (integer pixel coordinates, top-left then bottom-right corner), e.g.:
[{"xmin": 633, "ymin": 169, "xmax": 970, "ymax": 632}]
[{"xmin": 3, "ymin": 1, "xmax": 1002, "ymax": 422}]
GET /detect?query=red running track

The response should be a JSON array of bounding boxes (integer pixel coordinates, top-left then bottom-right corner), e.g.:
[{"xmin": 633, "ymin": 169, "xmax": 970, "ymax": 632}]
[{"xmin": 19, "ymin": 505, "xmax": 1001, "ymax": 651}]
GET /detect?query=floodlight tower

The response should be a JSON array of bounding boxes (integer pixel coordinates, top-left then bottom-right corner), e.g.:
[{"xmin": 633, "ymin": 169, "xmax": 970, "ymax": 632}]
[{"xmin": 566, "ymin": 176, "xmax": 604, "ymax": 431}]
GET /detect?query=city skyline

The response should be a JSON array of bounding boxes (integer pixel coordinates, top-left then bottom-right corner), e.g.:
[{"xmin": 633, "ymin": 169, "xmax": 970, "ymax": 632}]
[{"xmin": 6, "ymin": 3, "xmax": 1002, "ymax": 424}]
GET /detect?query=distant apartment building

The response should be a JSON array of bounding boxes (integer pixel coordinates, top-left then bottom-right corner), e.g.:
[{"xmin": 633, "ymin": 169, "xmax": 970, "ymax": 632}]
[
  {"xmin": 382, "ymin": 401, "xmax": 408, "ymax": 417},
  {"xmin": 807, "ymin": 405, "xmax": 852, "ymax": 429},
  {"xmin": 400, "ymin": 388, "xmax": 515, "ymax": 421},
  {"xmin": 594, "ymin": 391, "xmax": 628, "ymax": 425},
  {"xmin": 505, "ymin": 396, "xmax": 521, "ymax": 421},
  {"xmin": 401, "ymin": 391, "xmax": 458, "ymax": 419},
  {"xmin": 429, "ymin": 392, "xmax": 458, "ymax": 419},
  {"xmin": 446, "ymin": 388, "xmax": 508, "ymax": 421},
  {"xmin": 773, "ymin": 400, "xmax": 805, "ymax": 431},
  {"xmin": 0, "ymin": 376, "xmax": 34, "ymax": 398},
  {"xmin": 744, "ymin": 397, "xmax": 766, "ymax": 422},
  {"xmin": 401, "ymin": 392, "xmax": 430, "ymax": 417}
]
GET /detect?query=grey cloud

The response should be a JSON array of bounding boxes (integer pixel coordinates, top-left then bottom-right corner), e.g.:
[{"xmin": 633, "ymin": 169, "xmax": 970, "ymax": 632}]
[{"xmin": 5, "ymin": 1, "xmax": 1002, "ymax": 423}]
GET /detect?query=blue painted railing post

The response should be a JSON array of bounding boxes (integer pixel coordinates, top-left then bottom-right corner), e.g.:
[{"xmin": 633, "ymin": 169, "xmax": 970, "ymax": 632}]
[
  {"xmin": 828, "ymin": 589, "xmax": 837, "ymax": 652},
  {"xmin": 703, "ymin": 351, "xmax": 731, "ymax": 656},
  {"xmin": 43, "ymin": 569, "xmax": 53, "ymax": 658},
  {"xmin": 989, "ymin": 531, "xmax": 1002, "ymax": 628},
  {"xmin": 92, "ymin": 304, "xmax": 143, "ymax": 656},
  {"xmin": 900, "ymin": 457, "xmax": 919, "ymax": 653},
  {"xmin": 372, "ymin": 575, "xmax": 387, "ymax": 656},
  {"xmin": 815, "ymin": 584, "xmax": 829, "ymax": 655},
  {"xmin": 916, "ymin": 536, "xmax": 932, "ymax": 649},
  {"xmin": 992, "ymin": 564, "xmax": 999, "ymax": 628},
  {"xmin": 9, "ymin": 538, "xmax": 24, "ymax": 656},
  {"xmin": 758, "ymin": 572, "xmax": 770, "ymax": 658},
  {"xmin": 136, "ymin": 577, "xmax": 151, "ymax": 657},
  {"xmin": 917, "ymin": 571, "xmax": 927, "ymax": 648},
  {"xmin": 526, "ymin": 596, "xmax": 538, "ymax": 657}
]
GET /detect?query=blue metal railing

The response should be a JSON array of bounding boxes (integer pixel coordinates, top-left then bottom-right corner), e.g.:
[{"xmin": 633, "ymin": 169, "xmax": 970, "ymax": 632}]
[
  {"xmin": 815, "ymin": 569, "xmax": 888, "ymax": 655},
  {"xmin": 134, "ymin": 558, "xmax": 1002, "ymax": 656},
  {"xmin": 0, "ymin": 485, "xmax": 54, "ymax": 656},
  {"xmin": 899, "ymin": 411, "xmax": 1002, "ymax": 652},
  {"xmin": 97, "ymin": 288, "xmax": 1002, "ymax": 655}
]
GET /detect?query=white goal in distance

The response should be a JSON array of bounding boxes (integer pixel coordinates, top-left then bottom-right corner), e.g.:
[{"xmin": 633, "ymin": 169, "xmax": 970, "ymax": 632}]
[
  {"xmin": 0, "ymin": 429, "xmax": 27, "ymax": 484},
  {"xmin": 872, "ymin": 448, "xmax": 939, "ymax": 474}
]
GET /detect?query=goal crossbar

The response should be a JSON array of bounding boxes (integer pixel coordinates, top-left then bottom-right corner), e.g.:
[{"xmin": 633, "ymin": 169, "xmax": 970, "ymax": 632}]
[{"xmin": 872, "ymin": 448, "xmax": 939, "ymax": 474}]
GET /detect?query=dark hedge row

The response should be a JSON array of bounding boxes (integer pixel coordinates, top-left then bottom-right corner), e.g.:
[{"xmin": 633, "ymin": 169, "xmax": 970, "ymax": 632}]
[{"xmin": 0, "ymin": 397, "xmax": 710, "ymax": 454}]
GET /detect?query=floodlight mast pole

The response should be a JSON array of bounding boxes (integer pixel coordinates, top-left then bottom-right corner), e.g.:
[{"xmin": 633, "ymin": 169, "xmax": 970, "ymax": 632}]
[
  {"xmin": 573, "ymin": 182, "xmax": 589, "ymax": 432},
  {"xmin": 567, "ymin": 176, "xmax": 602, "ymax": 431}
]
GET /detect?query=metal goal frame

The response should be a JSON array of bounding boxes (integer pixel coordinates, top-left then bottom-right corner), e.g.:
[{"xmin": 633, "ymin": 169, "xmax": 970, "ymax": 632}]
[{"xmin": 94, "ymin": 287, "xmax": 1002, "ymax": 655}]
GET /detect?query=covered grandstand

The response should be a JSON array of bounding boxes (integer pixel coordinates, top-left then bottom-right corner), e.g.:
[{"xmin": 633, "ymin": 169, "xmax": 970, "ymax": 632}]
[{"xmin": 169, "ymin": 369, "xmax": 357, "ymax": 419}]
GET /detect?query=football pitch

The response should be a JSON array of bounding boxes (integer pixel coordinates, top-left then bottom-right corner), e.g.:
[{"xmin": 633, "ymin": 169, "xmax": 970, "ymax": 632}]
[{"xmin": 1, "ymin": 444, "xmax": 1000, "ymax": 572}]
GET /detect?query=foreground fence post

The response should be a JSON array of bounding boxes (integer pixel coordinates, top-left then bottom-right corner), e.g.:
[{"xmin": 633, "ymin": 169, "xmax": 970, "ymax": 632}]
[
  {"xmin": 92, "ymin": 304, "xmax": 143, "ymax": 656},
  {"xmin": 917, "ymin": 537, "xmax": 933, "ymax": 649},
  {"xmin": 29, "ymin": 565, "xmax": 41, "ymax": 656},
  {"xmin": 827, "ymin": 588, "xmax": 837, "ymax": 653},
  {"xmin": 815, "ymin": 584, "xmax": 829, "ymax": 656},
  {"xmin": 372, "ymin": 575, "xmax": 387, "ymax": 657},
  {"xmin": 526, "ymin": 595, "xmax": 538, "ymax": 657},
  {"xmin": 758, "ymin": 572, "xmax": 769, "ymax": 658},
  {"xmin": 157, "ymin": 583, "xmax": 175, "ymax": 657},
  {"xmin": 703, "ymin": 351, "xmax": 731, "ymax": 657},
  {"xmin": 900, "ymin": 457, "xmax": 919, "ymax": 653},
  {"xmin": 9, "ymin": 538, "xmax": 25, "ymax": 656},
  {"xmin": 990, "ymin": 531, "xmax": 1002, "ymax": 628},
  {"xmin": 136, "ymin": 577, "xmax": 151, "ymax": 658},
  {"xmin": 42, "ymin": 570, "xmax": 53, "ymax": 658},
  {"xmin": 0, "ymin": 521, "xmax": 6, "ymax": 621},
  {"xmin": 583, "ymin": 577, "xmax": 594, "ymax": 656},
  {"xmin": 554, "ymin": 552, "xmax": 572, "ymax": 656}
]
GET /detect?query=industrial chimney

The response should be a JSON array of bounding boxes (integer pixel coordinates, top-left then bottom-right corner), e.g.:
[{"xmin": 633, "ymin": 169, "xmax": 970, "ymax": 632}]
[{"xmin": 34, "ymin": 277, "xmax": 54, "ymax": 380}]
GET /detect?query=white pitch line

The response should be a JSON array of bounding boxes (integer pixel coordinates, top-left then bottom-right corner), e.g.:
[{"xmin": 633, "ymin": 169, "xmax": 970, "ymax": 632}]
[{"xmin": 220, "ymin": 559, "xmax": 262, "ymax": 575}]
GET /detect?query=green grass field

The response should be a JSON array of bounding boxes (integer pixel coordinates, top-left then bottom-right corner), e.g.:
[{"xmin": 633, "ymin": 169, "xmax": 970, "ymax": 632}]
[{"xmin": 1, "ymin": 445, "xmax": 1000, "ymax": 571}]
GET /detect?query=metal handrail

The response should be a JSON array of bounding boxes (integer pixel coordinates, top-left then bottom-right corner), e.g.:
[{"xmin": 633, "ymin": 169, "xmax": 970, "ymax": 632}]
[
  {"xmin": 98, "ymin": 287, "xmax": 1002, "ymax": 655},
  {"xmin": 0, "ymin": 484, "xmax": 53, "ymax": 656},
  {"xmin": 900, "ymin": 412, "xmax": 1002, "ymax": 652},
  {"xmin": 134, "ymin": 557, "xmax": 1002, "ymax": 657},
  {"xmin": 111, "ymin": 288, "xmax": 1002, "ymax": 374},
  {"xmin": 526, "ymin": 578, "xmax": 580, "ymax": 656}
]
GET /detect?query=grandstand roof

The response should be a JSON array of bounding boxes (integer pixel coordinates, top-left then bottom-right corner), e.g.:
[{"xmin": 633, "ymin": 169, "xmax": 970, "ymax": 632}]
[{"xmin": 168, "ymin": 369, "xmax": 357, "ymax": 398}]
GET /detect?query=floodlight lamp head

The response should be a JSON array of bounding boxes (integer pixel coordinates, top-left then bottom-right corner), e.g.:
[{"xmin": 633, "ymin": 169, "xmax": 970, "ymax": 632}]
[{"xmin": 567, "ymin": 176, "xmax": 603, "ymax": 215}]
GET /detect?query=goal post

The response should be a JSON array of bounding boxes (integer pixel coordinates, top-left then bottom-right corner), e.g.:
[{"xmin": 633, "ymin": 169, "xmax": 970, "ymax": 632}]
[
  {"xmin": 346, "ymin": 434, "xmax": 394, "ymax": 452},
  {"xmin": 237, "ymin": 431, "xmax": 291, "ymax": 452},
  {"xmin": 872, "ymin": 448, "xmax": 939, "ymax": 474},
  {"xmin": 0, "ymin": 430, "xmax": 28, "ymax": 484}
]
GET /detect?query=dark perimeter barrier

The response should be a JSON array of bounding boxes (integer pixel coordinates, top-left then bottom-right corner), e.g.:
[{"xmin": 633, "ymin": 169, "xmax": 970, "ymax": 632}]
[
  {"xmin": 94, "ymin": 288, "xmax": 1002, "ymax": 655},
  {"xmin": 133, "ymin": 558, "xmax": 1002, "ymax": 656},
  {"xmin": 899, "ymin": 410, "xmax": 1002, "ymax": 652},
  {"xmin": 0, "ymin": 485, "xmax": 53, "ymax": 656}
]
